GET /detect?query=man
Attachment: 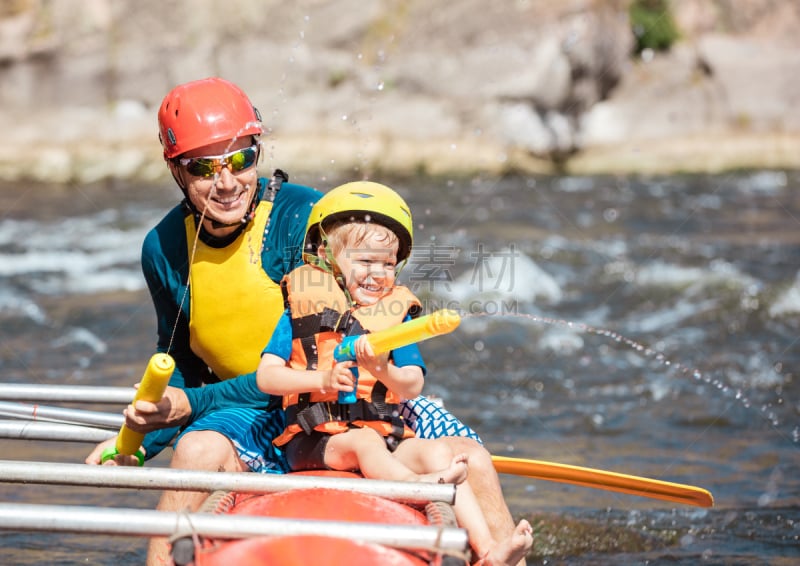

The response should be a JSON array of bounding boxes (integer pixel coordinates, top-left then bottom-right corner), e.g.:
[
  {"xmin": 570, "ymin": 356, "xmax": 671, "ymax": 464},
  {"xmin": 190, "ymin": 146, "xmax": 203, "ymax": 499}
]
[{"xmin": 84, "ymin": 77, "xmax": 518, "ymax": 566}]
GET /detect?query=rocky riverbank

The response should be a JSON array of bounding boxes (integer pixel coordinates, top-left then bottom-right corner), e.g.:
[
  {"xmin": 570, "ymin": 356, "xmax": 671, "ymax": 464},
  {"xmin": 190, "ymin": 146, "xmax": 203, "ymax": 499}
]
[{"xmin": 1, "ymin": 0, "xmax": 798, "ymax": 185}]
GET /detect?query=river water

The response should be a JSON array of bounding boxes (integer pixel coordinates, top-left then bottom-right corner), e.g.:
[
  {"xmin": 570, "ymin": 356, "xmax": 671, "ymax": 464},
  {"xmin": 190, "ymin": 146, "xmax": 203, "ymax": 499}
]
[{"xmin": 1, "ymin": 171, "xmax": 798, "ymax": 564}]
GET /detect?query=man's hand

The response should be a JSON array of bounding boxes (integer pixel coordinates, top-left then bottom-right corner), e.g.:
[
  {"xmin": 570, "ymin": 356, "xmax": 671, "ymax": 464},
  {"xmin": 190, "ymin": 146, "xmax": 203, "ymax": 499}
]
[
  {"xmin": 84, "ymin": 436, "xmax": 142, "ymax": 466},
  {"xmin": 123, "ymin": 386, "xmax": 191, "ymax": 433}
]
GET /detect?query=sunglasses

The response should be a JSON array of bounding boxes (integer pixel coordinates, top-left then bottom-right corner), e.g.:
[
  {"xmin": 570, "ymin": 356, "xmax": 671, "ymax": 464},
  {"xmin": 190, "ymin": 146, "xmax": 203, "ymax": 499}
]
[{"xmin": 178, "ymin": 145, "xmax": 259, "ymax": 178}]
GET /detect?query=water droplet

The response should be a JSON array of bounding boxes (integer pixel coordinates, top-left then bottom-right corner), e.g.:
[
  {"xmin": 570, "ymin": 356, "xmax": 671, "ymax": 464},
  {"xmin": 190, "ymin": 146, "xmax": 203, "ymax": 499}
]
[
  {"xmin": 603, "ymin": 208, "xmax": 618, "ymax": 222},
  {"xmin": 377, "ymin": 81, "xmax": 385, "ymax": 91}
]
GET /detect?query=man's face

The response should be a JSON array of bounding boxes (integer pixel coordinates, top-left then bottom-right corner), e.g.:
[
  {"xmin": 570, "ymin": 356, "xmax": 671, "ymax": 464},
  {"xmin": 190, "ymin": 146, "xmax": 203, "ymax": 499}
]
[{"xmin": 172, "ymin": 137, "xmax": 259, "ymax": 234}]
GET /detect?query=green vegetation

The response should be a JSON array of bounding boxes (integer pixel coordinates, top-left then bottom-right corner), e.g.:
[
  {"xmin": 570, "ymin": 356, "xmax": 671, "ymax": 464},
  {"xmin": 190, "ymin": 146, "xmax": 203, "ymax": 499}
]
[{"xmin": 629, "ymin": 0, "xmax": 681, "ymax": 54}]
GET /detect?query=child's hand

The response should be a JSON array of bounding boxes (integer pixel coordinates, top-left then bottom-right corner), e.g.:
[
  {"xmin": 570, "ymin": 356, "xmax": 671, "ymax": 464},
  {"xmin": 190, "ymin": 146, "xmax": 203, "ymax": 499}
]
[
  {"xmin": 354, "ymin": 335, "xmax": 390, "ymax": 378},
  {"xmin": 322, "ymin": 361, "xmax": 356, "ymax": 394}
]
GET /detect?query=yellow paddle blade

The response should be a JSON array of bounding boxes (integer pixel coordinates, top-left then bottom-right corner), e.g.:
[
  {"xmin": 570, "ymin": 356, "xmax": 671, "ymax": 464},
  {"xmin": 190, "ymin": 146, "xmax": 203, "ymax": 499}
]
[{"xmin": 492, "ymin": 455, "xmax": 714, "ymax": 508}]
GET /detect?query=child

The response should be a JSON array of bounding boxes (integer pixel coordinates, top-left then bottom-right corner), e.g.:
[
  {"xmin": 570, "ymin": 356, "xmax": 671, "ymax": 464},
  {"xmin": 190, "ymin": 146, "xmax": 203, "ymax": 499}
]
[{"xmin": 256, "ymin": 181, "xmax": 533, "ymax": 565}]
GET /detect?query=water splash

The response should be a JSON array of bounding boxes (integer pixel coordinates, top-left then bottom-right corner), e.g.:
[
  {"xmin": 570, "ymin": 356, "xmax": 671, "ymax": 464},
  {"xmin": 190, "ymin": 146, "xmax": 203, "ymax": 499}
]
[{"xmin": 460, "ymin": 310, "xmax": 787, "ymax": 431}]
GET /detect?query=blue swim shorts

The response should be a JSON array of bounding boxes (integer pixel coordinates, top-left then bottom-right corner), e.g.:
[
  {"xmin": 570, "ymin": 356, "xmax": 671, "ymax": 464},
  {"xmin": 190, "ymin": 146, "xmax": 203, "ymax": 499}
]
[{"xmin": 177, "ymin": 396, "xmax": 481, "ymax": 473}]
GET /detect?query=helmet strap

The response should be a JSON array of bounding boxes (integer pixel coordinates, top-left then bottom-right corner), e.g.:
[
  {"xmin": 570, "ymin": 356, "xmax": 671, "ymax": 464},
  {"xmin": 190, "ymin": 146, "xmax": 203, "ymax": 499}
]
[
  {"xmin": 304, "ymin": 226, "xmax": 339, "ymax": 275},
  {"xmin": 305, "ymin": 229, "xmax": 357, "ymax": 306},
  {"xmin": 395, "ymin": 257, "xmax": 409, "ymax": 277}
]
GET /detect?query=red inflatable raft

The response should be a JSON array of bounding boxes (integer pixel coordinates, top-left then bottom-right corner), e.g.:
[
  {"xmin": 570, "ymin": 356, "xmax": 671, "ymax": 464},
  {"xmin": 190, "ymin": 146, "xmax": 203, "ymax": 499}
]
[{"xmin": 172, "ymin": 471, "xmax": 470, "ymax": 566}]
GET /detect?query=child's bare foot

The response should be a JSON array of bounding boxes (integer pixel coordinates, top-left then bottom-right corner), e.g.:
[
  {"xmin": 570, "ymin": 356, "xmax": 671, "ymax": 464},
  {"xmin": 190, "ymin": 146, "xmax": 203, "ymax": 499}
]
[
  {"xmin": 480, "ymin": 519, "xmax": 533, "ymax": 566},
  {"xmin": 421, "ymin": 453, "xmax": 469, "ymax": 485}
]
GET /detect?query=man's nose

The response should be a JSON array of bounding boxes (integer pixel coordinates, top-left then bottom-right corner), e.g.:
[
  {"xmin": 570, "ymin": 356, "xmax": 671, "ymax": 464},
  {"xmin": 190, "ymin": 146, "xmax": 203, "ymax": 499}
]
[{"xmin": 214, "ymin": 166, "xmax": 237, "ymax": 188}]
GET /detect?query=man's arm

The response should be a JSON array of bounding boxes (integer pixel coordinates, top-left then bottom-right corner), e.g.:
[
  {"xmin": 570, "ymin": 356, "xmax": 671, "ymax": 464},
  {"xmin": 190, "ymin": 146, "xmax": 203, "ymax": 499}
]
[{"xmin": 125, "ymin": 373, "xmax": 277, "ymax": 434}]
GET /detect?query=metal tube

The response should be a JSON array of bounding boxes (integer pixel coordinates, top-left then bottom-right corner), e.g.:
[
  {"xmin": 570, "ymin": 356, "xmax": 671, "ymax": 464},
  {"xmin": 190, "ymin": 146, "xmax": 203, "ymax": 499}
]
[
  {"xmin": 0, "ymin": 502, "xmax": 469, "ymax": 552},
  {"xmin": 0, "ymin": 401, "xmax": 123, "ymax": 429},
  {"xmin": 0, "ymin": 460, "xmax": 456, "ymax": 504},
  {"xmin": 0, "ymin": 420, "xmax": 115, "ymax": 443},
  {"xmin": 0, "ymin": 383, "xmax": 133, "ymax": 404}
]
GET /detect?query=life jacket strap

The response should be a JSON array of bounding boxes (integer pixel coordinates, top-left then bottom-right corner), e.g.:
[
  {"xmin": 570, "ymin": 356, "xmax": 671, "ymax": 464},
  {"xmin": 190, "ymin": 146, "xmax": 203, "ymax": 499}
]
[{"xmin": 288, "ymin": 399, "xmax": 404, "ymax": 438}]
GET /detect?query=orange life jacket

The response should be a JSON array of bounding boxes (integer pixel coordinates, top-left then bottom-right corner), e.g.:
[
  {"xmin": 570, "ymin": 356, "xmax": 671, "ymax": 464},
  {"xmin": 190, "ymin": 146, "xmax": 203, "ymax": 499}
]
[{"xmin": 273, "ymin": 264, "xmax": 422, "ymax": 446}]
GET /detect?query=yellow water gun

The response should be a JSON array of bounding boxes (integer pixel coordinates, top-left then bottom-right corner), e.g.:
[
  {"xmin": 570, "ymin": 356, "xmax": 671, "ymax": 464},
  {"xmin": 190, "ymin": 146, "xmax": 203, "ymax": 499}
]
[
  {"xmin": 101, "ymin": 353, "xmax": 175, "ymax": 466},
  {"xmin": 334, "ymin": 309, "xmax": 461, "ymax": 403}
]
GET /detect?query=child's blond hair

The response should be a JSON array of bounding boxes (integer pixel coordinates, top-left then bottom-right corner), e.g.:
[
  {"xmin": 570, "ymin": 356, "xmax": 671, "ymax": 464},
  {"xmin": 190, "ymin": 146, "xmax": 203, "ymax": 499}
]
[{"xmin": 324, "ymin": 221, "xmax": 400, "ymax": 258}]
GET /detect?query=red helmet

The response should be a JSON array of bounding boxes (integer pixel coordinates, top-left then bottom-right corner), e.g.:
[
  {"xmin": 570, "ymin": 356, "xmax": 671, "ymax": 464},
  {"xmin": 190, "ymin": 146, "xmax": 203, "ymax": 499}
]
[{"xmin": 157, "ymin": 77, "xmax": 262, "ymax": 159}]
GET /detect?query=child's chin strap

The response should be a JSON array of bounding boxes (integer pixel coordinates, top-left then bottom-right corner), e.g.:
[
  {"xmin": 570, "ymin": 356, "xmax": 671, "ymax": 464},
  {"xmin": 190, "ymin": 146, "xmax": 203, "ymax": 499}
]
[{"xmin": 303, "ymin": 229, "xmax": 353, "ymax": 306}]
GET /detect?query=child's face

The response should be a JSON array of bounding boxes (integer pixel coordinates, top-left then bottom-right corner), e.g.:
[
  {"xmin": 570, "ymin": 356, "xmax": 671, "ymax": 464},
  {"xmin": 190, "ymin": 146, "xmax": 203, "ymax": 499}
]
[{"xmin": 328, "ymin": 230, "xmax": 399, "ymax": 306}]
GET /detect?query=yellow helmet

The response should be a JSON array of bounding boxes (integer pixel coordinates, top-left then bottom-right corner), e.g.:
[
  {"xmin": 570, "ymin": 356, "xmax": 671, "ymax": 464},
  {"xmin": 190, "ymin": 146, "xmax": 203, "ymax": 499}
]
[{"xmin": 304, "ymin": 181, "xmax": 414, "ymax": 263}]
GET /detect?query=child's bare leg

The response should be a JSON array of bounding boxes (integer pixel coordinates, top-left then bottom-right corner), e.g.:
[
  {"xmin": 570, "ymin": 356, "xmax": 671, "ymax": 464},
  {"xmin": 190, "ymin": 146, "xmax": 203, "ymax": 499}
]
[
  {"xmin": 417, "ymin": 452, "xmax": 468, "ymax": 485},
  {"xmin": 325, "ymin": 429, "xmax": 466, "ymax": 484},
  {"xmin": 478, "ymin": 519, "xmax": 534, "ymax": 566}
]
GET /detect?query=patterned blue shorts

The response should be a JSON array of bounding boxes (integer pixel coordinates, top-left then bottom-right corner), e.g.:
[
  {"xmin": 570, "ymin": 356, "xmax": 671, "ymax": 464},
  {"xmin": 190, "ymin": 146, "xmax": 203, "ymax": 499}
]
[{"xmin": 177, "ymin": 396, "xmax": 482, "ymax": 473}]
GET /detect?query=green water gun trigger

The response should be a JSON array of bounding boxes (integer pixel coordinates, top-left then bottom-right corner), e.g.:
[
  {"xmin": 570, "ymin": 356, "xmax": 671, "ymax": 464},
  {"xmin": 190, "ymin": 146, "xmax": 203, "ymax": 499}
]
[{"xmin": 100, "ymin": 446, "xmax": 145, "ymax": 467}]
